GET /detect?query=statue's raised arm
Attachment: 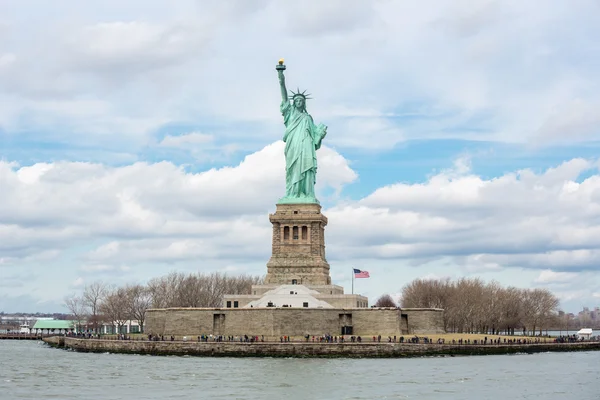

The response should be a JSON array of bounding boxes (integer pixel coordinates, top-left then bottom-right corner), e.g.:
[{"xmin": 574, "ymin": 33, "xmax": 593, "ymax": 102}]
[{"xmin": 276, "ymin": 58, "xmax": 288, "ymax": 103}]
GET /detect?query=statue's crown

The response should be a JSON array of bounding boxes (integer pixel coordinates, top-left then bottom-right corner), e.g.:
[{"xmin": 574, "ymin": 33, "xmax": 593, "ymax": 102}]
[{"xmin": 289, "ymin": 88, "xmax": 312, "ymax": 100}]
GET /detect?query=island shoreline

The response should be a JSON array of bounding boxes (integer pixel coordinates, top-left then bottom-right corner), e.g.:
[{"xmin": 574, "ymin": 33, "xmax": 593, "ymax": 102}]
[{"xmin": 42, "ymin": 336, "xmax": 600, "ymax": 358}]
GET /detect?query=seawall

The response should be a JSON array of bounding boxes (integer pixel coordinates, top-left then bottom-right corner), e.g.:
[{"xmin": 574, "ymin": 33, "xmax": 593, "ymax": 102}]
[{"xmin": 43, "ymin": 337, "xmax": 600, "ymax": 358}]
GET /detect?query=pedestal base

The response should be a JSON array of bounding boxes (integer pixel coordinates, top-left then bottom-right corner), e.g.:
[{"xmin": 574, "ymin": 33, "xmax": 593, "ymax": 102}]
[{"xmin": 265, "ymin": 203, "xmax": 331, "ymax": 286}]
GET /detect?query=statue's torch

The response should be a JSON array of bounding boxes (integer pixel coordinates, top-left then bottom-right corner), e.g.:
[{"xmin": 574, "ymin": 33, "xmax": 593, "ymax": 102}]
[{"xmin": 276, "ymin": 58, "xmax": 286, "ymax": 71}]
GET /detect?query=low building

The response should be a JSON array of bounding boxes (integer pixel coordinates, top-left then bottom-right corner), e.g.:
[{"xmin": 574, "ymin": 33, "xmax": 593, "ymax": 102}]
[
  {"xmin": 32, "ymin": 320, "xmax": 75, "ymax": 334},
  {"xmin": 100, "ymin": 320, "xmax": 142, "ymax": 335}
]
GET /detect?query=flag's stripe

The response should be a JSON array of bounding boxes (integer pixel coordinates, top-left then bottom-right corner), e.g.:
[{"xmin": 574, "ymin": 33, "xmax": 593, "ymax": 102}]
[{"xmin": 354, "ymin": 270, "xmax": 370, "ymax": 278}]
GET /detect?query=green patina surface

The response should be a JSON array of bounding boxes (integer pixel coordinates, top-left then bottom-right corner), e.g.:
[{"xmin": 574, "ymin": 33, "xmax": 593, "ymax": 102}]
[{"xmin": 277, "ymin": 61, "xmax": 327, "ymax": 204}]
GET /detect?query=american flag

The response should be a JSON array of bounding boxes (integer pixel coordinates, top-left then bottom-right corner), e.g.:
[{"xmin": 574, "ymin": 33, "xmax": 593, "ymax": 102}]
[{"xmin": 353, "ymin": 268, "xmax": 370, "ymax": 278}]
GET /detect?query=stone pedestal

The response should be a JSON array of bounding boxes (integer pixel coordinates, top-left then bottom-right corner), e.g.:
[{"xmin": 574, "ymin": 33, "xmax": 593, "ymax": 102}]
[{"xmin": 265, "ymin": 203, "xmax": 331, "ymax": 285}]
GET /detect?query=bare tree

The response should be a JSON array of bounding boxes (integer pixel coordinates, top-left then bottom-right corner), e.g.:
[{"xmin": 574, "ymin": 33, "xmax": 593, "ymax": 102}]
[
  {"xmin": 175, "ymin": 274, "xmax": 206, "ymax": 307},
  {"xmin": 147, "ymin": 271, "xmax": 263, "ymax": 308},
  {"xmin": 83, "ymin": 281, "xmax": 109, "ymax": 334},
  {"xmin": 400, "ymin": 278, "xmax": 452, "ymax": 308},
  {"xmin": 147, "ymin": 272, "xmax": 186, "ymax": 308},
  {"xmin": 374, "ymin": 294, "xmax": 397, "ymax": 307},
  {"xmin": 539, "ymin": 291, "xmax": 559, "ymax": 335},
  {"xmin": 64, "ymin": 295, "xmax": 87, "ymax": 332},
  {"xmin": 481, "ymin": 281, "xmax": 503, "ymax": 334},
  {"xmin": 99, "ymin": 287, "xmax": 131, "ymax": 334},
  {"xmin": 522, "ymin": 288, "xmax": 559, "ymax": 335},
  {"xmin": 401, "ymin": 278, "xmax": 453, "ymax": 331},
  {"xmin": 400, "ymin": 277, "xmax": 560, "ymax": 335},
  {"xmin": 125, "ymin": 284, "xmax": 152, "ymax": 333},
  {"xmin": 497, "ymin": 287, "xmax": 523, "ymax": 335}
]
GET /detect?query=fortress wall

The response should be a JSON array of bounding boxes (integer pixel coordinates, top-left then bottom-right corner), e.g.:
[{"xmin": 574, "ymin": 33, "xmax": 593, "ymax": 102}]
[
  {"xmin": 146, "ymin": 308, "xmax": 444, "ymax": 337},
  {"xmin": 351, "ymin": 309, "xmax": 405, "ymax": 337},
  {"xmin": 403, "ymin": 309, "xmax": 445, "ymax": 334},
  {"xmin": 144, "ymin": 309, "xmax": 165, "ymax": 334},
  {"xmin": 271, "ymin": 309, "xmax": 340, "ymax": 336},
  {"xmin": 152, "ymin": 309, "xmax": 214, "ymax": 336},
  {"xmin": 223, "ymin": 309, "xmax": 273, "ymax": 336}
]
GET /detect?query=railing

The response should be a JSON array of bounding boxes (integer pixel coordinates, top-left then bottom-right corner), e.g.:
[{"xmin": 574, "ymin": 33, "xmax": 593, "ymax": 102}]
[{"xmin": 0, "ymin": 333, "xmax": 54, "ymax": 340}]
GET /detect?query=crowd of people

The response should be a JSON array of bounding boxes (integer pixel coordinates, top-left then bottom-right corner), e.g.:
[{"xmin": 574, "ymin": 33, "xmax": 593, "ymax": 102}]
[
  {"xmin": 63, "ymin": 330, "xmax": 597, "ymax": 345},
  {"xmin": 66, "ymin": 331, "xmax": 101, "ymax": 339},
  {"xmin": 554, "ymin": 334, "xmax": 591, "ymax": 343},
  {"xmin": 144, "ymin": 334, "xmax": 557, "ymax": 344}
]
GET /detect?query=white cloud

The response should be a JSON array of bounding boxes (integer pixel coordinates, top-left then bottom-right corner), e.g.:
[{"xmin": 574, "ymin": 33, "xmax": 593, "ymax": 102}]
[
  {"xmin": 0, "ymin": 142, "xmax": 356, "ymax": 264},
  {"xmin": 329, "ymin": 117, "xmax": 404, "ymax": 149},
  {"xmin": 64, "ymin": 20, "xmax": 211, "ymax": 75},
  {"xmin": 278, "ymin": 0, "xmax": 378, "ymax": 37},
  {"xmin": 3, "ymin": 144, "xmax": 600, "ymax": 311},
  {"xmin": 159, "ymin": 132, "xmax": 214, "ymax": 147},
  {"xmin": 419, "ymin": 273, "xmax": 452, "ymax": 282},
  {"xmin": 2, "ymin": 1, "xmax": 600, "ymax": 150},
  {"xmin": 80, "ymin": 264, "xmax": 130, "ymax": 273},
  {"xmin": 324, "ymin": 158, "xmax": 600, "ymax": 272},
  {"xmin": 535, "ymin": 270, "xmax": 578, "ymax": 284},
  {"xmin": 534, "ymin": 98, "xmax": 600, "ymax": 144}
]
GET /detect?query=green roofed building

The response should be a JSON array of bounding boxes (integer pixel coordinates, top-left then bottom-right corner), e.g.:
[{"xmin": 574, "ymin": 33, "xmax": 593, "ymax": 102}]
[{"xmin": 32, "ymin": 320, "xmax": 75, "ymax": 334}]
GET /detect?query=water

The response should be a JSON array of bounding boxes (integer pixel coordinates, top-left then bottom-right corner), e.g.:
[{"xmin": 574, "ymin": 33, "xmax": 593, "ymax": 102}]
[{"xmin": 1, "ymin": 341, "xmax": 598, "ymax": 399}]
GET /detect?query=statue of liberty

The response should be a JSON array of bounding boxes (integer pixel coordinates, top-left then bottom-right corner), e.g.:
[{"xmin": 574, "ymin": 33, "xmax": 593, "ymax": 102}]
[{"xmin": 276, "ymin": 59, "xmax": 327, "ymax": 204}]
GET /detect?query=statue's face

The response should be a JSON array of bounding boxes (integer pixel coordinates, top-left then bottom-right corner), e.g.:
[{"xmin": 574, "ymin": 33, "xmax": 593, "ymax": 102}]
[{"xmin": 294, "ymin": 96, "xmax": 305, "ymax": 109}]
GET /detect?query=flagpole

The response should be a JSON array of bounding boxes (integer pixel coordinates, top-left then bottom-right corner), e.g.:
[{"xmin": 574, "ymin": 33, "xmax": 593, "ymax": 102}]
[{"xmin": 352, "ymin": 268, "xmax": 354, "ymax": 295}]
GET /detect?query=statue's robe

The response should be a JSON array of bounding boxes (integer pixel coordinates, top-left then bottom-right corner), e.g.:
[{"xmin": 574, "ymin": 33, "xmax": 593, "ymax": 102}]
[{"xmin": 280, "ymin": 100, "xmax": 326, "ymax": 201}]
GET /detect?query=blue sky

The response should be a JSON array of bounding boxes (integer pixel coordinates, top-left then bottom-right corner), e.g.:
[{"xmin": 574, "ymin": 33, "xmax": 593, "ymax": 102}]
[{"xmin": 1, "ymin": 0, "xmax": 600, "ymax": 313}]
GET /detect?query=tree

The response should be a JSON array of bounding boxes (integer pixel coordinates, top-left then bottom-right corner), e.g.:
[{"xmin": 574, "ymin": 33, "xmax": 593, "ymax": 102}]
[
  {"xmin": 522, "ymin": 288, "xmax": 559, "ymax": 335},
  {"xmin": 497, "ymin": 287, "xmax": 523, "ymax": 335},
  {"xmin": 147, "ymin": 272, "xmax": 186, "ymax": 308},
  {"xmin": 374, "ymin": 294, "xmax": 397, "ymax": 307},
  {"xmin": 399, "ymin": 277, "xmax": 562, "ymax": 335},
  {"xmin": 538, "ymin": 290, "xmax": 559, "ymax": 334},
  {"xmin": 452, "ymin": 278, "xmax": 486, "ymax": 333},
  {"xmin": 64, "ymin": 295, "xmax": 87, "ymax": 332},
  {"xmin": 83, "ymin": 281, "xmax": 109, "ymax": 334},
  {"xmin": 147, "ymin": 271, "xmax": 263, "ymax": 308},
  {"xmin": 99, "ymin": 287, "xmax": 131, "ymax": 334},
  {"xmin": 400, "ymin": 278, "xmax": 452, "ymax": 309},
  {"xmin": 125, "ymin": 284, "xmax": 152, "ymax": 333},
  {"xmin": 400, "ymin": 278, "xmax": 453, "ymax": 331},
  {"xmin": 481, "ymin": 281, "xmax": 503, "ymax": 335}
]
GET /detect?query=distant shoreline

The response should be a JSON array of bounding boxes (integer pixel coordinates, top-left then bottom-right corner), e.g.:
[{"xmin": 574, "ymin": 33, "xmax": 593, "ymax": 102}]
[{"xmin": 43, "ymin": 336, "xmax": 600, "ymax": 358}]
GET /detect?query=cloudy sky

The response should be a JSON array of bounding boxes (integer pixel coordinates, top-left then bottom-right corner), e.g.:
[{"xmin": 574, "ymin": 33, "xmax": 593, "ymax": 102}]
[{"xmin": 1, "ymin": 0, "xmax": 600, "ymax": 313}]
